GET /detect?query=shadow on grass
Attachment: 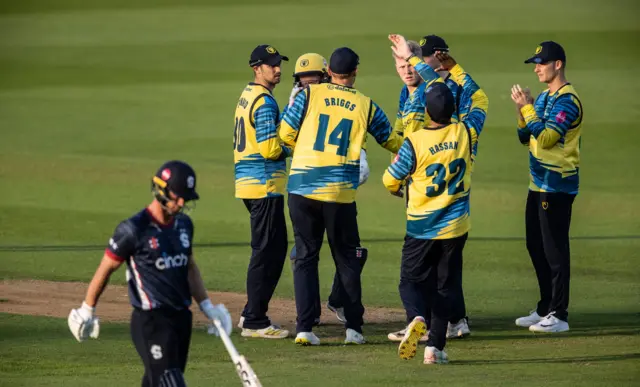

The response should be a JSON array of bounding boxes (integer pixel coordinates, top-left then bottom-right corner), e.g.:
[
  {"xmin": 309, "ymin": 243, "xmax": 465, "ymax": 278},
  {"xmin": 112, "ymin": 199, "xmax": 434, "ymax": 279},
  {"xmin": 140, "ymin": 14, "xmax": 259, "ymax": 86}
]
[
  {"xmin": 315, "ymin": 311, "xmax": 640, "ymax": 343},
  {"xmin": 453, "ymin": 352, "xmax": 640, "ymax": 365}
]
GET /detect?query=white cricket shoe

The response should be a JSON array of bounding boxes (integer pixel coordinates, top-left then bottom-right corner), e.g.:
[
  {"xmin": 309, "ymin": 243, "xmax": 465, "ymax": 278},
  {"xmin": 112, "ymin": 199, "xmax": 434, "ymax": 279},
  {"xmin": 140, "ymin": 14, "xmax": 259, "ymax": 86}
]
[
  {"xmin": 515, "ymin": 310, "xmax": 543, "ymax": 327},
  {"xmin": 344, "ymin": 328, "xmax": 366, "ymax": 344},
  {"xmin": 424, "ymin": 346, "xmax": 449, "ymax": 364},
  {"xmin": 388, "ymin": 327, "xmax": 428, "ymax": 342},
  {"xmin": 241, "ymin": 324, "xmax": 289, "ymax": 339},
  {"xmin": 398, "ymin": 316, "xmax": 428, "ymax": 360},
  {"xmin": 529, "ymin": 313, "xmax": 569, "ymax": 333},
  {"xmin": 327, "ymin": 303, "xmax": 346, "ymax": 323},
  {"xmin": 447, "ymin": 318, "xmax": 471, "ymax": 339},
  {"xmin": 295, "ymin": 332, "xmax": 320, "ymax": 346}
]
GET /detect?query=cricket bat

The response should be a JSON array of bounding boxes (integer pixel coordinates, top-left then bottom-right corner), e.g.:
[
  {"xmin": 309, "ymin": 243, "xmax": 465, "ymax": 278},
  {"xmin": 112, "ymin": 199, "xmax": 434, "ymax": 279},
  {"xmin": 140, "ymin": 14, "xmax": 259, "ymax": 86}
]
[{"xmin": 213, "ymin": 319, "xmax": 263, "ymax": 387}]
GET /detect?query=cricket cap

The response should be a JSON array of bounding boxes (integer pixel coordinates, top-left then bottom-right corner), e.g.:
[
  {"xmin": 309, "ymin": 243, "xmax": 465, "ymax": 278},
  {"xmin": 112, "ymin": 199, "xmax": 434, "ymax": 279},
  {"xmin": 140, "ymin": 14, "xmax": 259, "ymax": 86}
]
[
  {"xmin": 329, "ymin": 47, "xmax": 359, "ymax": 74},
  {"xmin": 425, "ymin": 82, "xmax": 455, "ymax": 125},
  {"xmin": 419, "ymin": 35, "xmax": 449, "ymax": 57},
  {"xmin": 524, "ymin": 41, "xmax": 566, "ymax": 64},
  {"xmin": 249, "ymin": 44, "xmax": 289, "ymax": 67}
]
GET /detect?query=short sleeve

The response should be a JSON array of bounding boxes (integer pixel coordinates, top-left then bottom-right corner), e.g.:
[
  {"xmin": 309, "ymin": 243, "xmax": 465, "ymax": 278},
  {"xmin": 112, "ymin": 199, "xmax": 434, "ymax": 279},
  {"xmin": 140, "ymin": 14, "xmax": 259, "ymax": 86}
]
[{"xmin": 105, "ymin": 221, "xmax": 137, "ymax": 262}]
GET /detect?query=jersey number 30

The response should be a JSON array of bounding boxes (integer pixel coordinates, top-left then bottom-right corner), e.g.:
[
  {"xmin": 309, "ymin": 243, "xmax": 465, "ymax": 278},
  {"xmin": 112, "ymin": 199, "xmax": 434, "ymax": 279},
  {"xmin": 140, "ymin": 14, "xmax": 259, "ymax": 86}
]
[
  {"xmin": 233, "ymin": 117, "xmax": 246, "ymax": 152},
  {"xmin": 313, "ymin": 114, "xmax": 353, "ymax": 156},
  {"xmin": 425, "ymin": 158, "xmax": 466, "ymax": 197}
]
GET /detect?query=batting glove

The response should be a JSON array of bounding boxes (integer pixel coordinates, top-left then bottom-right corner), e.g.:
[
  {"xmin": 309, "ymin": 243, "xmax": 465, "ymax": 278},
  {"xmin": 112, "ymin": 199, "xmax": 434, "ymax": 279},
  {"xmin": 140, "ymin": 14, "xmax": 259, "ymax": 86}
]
[
  {"xmin": 200, "ymin": 299, "xmax": 232, "ymax": 337},
  {"xmin": 359, "ymin": 149, "xmax": 370, "ymax": 186},
  {"xmin": 68, "ymin": 302, "xmax": 100, "ymax": 342}
]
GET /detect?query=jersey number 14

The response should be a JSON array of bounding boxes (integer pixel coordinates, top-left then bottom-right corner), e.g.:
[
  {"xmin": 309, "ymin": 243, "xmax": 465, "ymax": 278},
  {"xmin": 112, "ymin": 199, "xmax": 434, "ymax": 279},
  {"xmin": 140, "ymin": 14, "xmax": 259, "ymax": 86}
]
[{"xmin": 313, "ymin": 114, "xmax": 353, "ymax": 156}]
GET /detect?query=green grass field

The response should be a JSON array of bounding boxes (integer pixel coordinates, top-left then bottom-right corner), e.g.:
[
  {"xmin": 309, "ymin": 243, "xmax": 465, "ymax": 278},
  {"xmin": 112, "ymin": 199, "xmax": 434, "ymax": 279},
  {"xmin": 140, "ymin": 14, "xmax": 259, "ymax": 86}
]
[{"xmin": 1, "ymin": 0, "xmax": 639, "ymax": 385}]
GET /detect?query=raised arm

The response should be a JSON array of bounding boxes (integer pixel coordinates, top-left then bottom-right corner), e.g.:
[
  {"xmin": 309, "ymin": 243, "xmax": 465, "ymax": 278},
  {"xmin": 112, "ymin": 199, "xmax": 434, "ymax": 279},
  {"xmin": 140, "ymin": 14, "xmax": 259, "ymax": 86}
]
[{"xmin": 279, "ymin": 87, "xmax": 309, "ymax": 149}]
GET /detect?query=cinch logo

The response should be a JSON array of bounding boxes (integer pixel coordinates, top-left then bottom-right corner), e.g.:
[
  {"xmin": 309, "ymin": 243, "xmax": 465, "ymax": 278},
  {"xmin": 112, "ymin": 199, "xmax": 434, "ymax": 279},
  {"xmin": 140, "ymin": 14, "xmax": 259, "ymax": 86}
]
[{"xmin": 155, "ymin": 253, "xmax": 189, "ymax": 270}]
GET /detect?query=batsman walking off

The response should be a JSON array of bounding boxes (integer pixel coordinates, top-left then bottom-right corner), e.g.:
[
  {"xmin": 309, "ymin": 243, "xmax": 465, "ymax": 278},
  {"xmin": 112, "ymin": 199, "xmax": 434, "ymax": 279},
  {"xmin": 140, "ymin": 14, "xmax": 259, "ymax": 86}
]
[
  {"xmin": 280, "ymin": 47, "xmax": 402, "ymax": 346},
  {"xmin": 68, "ymin": 160, "xmax": 233, "ymax": 387}
]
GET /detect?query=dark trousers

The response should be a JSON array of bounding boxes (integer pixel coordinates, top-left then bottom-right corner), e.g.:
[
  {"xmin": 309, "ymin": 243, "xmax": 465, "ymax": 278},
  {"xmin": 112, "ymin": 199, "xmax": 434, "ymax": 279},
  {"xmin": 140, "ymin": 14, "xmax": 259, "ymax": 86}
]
[
  {"xmin": 526, "ymin": 190, "xmax": 575, "ymax": 322},
  {"xmin": 399, "ymin": 234, "xmax": 467, "ymax": 351},
  {"xmin": 288, "ymin": 193, "xmax": 366, "ymax": 333},
  {"xmin": 241, "ymin": 196, "xmax": 288, "ymax": 329},
  {"xmin": 131, "ymin": 308, "xmax": 192, "ymax": 387}
]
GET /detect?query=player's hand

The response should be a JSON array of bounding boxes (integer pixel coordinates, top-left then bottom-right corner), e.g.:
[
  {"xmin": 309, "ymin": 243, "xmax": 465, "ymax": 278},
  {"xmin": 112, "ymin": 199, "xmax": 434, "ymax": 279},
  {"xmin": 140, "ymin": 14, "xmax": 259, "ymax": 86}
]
[
  {"xmin": 68, "ymin": 302, "xmax": 100, "ymax": 342},
  {"xmin": 434, "ymin": 52, "xmax": 457, "ymax": 72},
  {"xmin": 201, "ymin": 300, "xmax": 232, "ymax": 337},
  {"xmin": 511, "ymin": 84, "xmax": 533, "ymax": 109},
  {"xmin": 359, "ymin": 149, "xmax": 370, "ymax": 186},
  {"xmin": 388, "ymin": 34, "xmax": 413, "ymax": 60},
  {"xmin": 390, "ymin": 186, "xmax": 404, "ymax": 198},
  {"xmin": 288, "ymin": 83, "xmax": 304, "ymax": 108}
]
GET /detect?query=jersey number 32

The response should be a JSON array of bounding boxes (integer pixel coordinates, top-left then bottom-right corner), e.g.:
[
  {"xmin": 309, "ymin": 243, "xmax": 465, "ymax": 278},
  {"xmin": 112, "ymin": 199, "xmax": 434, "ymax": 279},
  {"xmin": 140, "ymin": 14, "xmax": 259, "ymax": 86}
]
[{"xmin": 425, "ymin": 158, "xmax": 466, "ymax": 197}]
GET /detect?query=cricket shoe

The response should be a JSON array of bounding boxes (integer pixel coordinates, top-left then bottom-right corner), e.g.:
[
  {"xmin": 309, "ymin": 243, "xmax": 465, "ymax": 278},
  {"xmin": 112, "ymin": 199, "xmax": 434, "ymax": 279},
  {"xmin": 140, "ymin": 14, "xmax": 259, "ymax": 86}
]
[
  {"xmin": 398, "ymin": 316, "xmax": 428, "ymax": 360},
  {"xmin": 515, "ymin": 310, "xmax": 543, "ymax": 328},
  {"xmin": 424, "ymin": 346, "xmax": 449, "ymax": 364},
  {"xmin": 529, "ymin": 312, "xmax": 569, "ymax": 333},
  {"xmin": 241, "ymin": 324, "xmax": 289, "ymax": 339},
  {"xmin": 344, "ymin": 328, "xmax": 366, "ymax": 344},
  {"xmin": 447, "ymin": 318, "xmax": 470, "ymax": 339},
  {"xmin": 388, "ymin": 327, "xmax": 428, "ymax": 342},
  {"xmin": 327, "ymin": 303, "xmax": 346, "ymax": 323},
  {"xmin": 295, "ymin": 332, "xmax": 320, "ymax": 346}
]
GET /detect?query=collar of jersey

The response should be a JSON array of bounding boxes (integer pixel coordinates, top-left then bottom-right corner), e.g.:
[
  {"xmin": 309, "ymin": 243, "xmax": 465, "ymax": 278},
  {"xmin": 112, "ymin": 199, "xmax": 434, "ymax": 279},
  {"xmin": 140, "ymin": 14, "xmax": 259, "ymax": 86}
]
[
  {"xmin": 145, "ymin": 207, "xmax": 176, "ymax": 229},
  {"xmin": 248, "ymin": 82, "xmax": 273, "ymax": 95}
]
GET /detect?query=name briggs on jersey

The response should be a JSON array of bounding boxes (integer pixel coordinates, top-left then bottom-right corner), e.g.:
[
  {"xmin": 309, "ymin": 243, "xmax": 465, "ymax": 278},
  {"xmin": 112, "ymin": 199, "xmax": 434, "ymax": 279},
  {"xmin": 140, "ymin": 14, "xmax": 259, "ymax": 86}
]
[{"xmin": 155, "ymin": 253, "xmax": 189, "ymax": 270}]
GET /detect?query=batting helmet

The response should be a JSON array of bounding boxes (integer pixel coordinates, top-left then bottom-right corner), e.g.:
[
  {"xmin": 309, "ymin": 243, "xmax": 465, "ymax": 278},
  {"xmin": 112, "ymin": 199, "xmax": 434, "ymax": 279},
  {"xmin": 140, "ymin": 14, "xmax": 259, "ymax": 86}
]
[
  {"xmin": 152, "ymin": 160, "xmax": 199, "ymax": 206},
  {"xmin": 293, "ymin": 53, "xmax": 328, "ymax": 82}
]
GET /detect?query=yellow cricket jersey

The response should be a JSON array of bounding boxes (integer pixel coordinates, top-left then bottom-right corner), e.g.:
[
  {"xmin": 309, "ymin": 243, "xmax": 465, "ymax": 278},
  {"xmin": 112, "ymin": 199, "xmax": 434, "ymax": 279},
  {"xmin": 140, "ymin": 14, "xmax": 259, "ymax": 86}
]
[
  {"xmin": 280, "ymin": 83, "xmax": 402, "ymax": 203},
  {"xmin": 383, "ymin": 123, "xmax": 476, "ymax": 239},
  {"xmin": 517, "ymin": 83, "xmax": 582, "ymax": 194},
  {"xmin": 234, "ymin": 82, "xmax": 289, "ymax": 199}
]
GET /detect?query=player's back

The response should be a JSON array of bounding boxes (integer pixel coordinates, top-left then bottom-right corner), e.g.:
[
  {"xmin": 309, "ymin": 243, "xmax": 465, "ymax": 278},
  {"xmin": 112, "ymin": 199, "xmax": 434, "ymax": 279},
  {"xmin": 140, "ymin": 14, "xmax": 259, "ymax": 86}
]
[
  {"xmin": 234, "ymin": 83, "xmax": 287, "ymax": 199},
  {"xmin": 405, "ymin": 123, "xmax": 475, "ymax": 239},
  {"xmin": 287, "ymin": 83, "xmax": 372, "ymax": 203}
]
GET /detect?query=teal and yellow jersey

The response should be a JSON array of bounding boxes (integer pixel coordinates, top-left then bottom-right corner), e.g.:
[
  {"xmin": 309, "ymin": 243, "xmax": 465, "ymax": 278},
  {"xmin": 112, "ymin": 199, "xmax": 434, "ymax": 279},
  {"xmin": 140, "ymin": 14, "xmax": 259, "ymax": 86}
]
[
  {"xmin": 234, "ymin": 82, "xmax": 291, "ymax": 199},
  {"xmin": 280, "ymin": 83, "xmax": 403, "ymax": 203},
  {"xmin": 395, "ymin": 82, "xmax": 428, "ymax": 138},
  {"xmin": 517, "ymin": 83, "xmax": 582, "ymax": 194},
  {"xmin": 383, "ymin": 81, "xmax": 486, "ymax": 240},
  {"xmin": 407, "ymin": 57, "xmax": 489, "ymax": 160},
  {"xmin": 395, "ymin": 77, "xmax": 463, "ymax": 138}
]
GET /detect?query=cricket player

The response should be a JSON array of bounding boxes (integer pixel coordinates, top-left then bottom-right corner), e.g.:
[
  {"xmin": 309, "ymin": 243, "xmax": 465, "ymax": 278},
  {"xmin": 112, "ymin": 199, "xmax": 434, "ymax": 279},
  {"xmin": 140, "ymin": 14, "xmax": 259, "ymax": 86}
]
[
  {"xmin": 512, "ymin": 41, "xmax": 583, "ymax": 333},
  {"xmin": 280, "ymin": 47, "xmax": 402, "ymax": 345},
  {"xmin": 284, "ymin": 52, "xmax": 367, "ymax": 326},
  {"xmin": 67, "ymin": 160, "xmax": 233, "ymax": 386},
  {"xmin": 387, "ymin": 35, "xmax": 489, "ymax": 342},
  {"xmin": 234, "ymin": 44, "xmax": 291, "ymax": 339},
  {"xmin": 383, "ymin": 34, "xmax": 485, "ymax": 364}
]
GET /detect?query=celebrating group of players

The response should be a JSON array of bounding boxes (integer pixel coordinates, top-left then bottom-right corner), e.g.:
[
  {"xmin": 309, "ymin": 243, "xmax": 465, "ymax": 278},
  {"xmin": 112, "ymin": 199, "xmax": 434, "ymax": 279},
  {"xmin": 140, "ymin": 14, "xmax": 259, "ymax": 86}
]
[
  {"xmin": 232, "ymin": 33, "xmax": 487, "ymax": 362},
  {"xmin": 65, "ymin": 31, "xmax": 583, "ymax": 386},
  {"xmin": 233, "ymin": 32, "xmax": 582, "ymax": 364}
]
